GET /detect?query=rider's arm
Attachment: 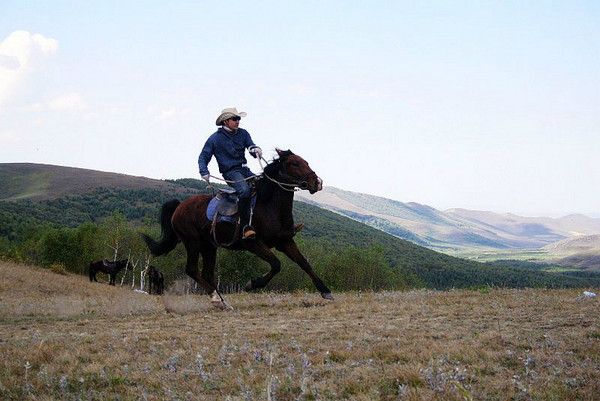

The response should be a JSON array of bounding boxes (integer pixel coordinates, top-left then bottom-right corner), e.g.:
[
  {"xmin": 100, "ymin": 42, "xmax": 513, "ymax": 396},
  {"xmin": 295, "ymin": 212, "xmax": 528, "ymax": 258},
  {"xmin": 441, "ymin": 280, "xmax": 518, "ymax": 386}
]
[
  {"xmin": 198, "ymin": 138, "xmax": 214, "ymax": 176},
  {"xmin": 243, "ymin": 130, "xmax": 262, "ymax": 158}
]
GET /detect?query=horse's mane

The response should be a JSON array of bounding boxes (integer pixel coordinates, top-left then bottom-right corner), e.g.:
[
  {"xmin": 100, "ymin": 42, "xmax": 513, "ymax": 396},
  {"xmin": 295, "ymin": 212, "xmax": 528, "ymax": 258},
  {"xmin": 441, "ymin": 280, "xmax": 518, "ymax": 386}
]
[
  {"xmin": 262, "ymin": 158, "xmax": 280, "ymax": 178},
  {"xmin": 262, "ymin": 151, "xmax": 290, "ymax": 177},
  {"xmin": 256, "ymin": 150, "xmax": 294, "ymax": 201}
]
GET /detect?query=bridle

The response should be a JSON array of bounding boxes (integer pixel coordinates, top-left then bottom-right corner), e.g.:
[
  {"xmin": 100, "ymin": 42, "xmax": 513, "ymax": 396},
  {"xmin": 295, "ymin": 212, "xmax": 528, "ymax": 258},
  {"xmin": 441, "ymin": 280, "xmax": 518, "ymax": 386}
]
[{"xmin": 260, "ymin": 156, "xmax": 320, "ymax": 192}]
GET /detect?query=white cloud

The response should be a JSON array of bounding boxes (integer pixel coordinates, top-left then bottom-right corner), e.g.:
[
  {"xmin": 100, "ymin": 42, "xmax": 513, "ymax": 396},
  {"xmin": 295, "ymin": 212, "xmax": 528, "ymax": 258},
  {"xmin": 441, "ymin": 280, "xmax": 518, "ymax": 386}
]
[
  {"xmin": 48, "ymin": 93, "xmax": 86, "ymax": 112},
  {"xmin": 0, "ymin": 54, "xmax": 21, "ymax": 70},
  {"xmin": 0, "ymin": 30, "xmax": 59, "ymax": 106}
]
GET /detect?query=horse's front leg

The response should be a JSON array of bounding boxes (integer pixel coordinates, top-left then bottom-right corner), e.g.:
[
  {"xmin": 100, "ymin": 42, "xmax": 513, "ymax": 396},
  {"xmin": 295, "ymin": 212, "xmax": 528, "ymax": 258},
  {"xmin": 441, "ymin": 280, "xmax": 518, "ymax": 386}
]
[
  {"xmin": 276, "ymin": 239, "xmax": 333, "ymax": 300},
  {"xmin": 244, "ymin": 241, "xmax": 282, "ymax": 291}
]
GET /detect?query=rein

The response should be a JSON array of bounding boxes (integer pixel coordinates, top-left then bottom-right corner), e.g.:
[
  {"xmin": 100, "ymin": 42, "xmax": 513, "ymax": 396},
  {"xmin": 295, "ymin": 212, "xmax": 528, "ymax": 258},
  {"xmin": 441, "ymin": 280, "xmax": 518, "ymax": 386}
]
[
  {"xmin": 207, "ymin": 174, "xmax": 256, "ymax": 184},
  {"xmin": 206, "ymin": 156, "xmax": 306, "ymax": 192}
]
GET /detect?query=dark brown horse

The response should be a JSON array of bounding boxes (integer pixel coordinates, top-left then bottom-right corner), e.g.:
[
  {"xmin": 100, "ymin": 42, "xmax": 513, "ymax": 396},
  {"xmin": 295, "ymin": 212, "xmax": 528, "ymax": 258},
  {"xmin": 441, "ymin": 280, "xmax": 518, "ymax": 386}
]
[
  {"xmin": 142, "ymin": 149, "xmax": 332, "ymax": 307},
  {"xmin": 89, "ymin": 259, "xmax": 129, "ymax": 285},
  {"xmin": 147, "ymin": 265, "xmax": 165, "ymax": 295}
]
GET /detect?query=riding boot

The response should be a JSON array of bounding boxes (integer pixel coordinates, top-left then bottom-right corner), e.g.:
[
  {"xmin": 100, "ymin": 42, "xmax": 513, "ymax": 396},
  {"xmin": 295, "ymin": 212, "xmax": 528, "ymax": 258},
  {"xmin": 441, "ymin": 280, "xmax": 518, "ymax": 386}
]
[{"xmin": 238, "ymin": 197, "xmax": 256, "ymax": 239}]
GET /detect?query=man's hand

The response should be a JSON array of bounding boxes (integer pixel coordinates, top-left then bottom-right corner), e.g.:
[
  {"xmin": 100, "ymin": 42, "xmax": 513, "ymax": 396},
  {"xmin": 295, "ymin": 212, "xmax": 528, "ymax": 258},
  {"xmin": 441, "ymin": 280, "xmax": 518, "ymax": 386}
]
[
  {"xmin": 249, "ymin": 147, "xmax": 263, "ymax": 159},
  {"xmin": 201, "ymin": 174, "xmax": 210, "ymax": 182}
]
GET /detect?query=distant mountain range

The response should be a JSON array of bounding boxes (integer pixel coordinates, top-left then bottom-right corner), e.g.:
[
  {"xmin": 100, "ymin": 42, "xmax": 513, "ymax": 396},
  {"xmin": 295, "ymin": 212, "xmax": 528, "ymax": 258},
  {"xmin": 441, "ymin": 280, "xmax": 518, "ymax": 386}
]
[
  {"xmin": 542, "ymin": 234, "xmax": 600, "ymax": 271},
  {"xmin": 296, "ymin": 187, "xmax": 600, "ymax": 252},
  {"xmin": 543, "ymin": 234, "xmax": 600, "ymax": 254}
]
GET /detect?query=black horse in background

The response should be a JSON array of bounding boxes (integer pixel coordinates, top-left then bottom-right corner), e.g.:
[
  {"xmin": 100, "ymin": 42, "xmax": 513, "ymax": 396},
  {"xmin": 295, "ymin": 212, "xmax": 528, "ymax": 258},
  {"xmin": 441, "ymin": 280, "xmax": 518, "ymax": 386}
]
[
  {"xmin": 142, "ymin": 149, "xmax": 332, "ymax": 308},
  {"xmin": 89, "ymin": 259, "xmax": 129, "ymax": 285},
  {"xmin": 147, "ymin": 265, "xmax": 165, "ymax": 295}
]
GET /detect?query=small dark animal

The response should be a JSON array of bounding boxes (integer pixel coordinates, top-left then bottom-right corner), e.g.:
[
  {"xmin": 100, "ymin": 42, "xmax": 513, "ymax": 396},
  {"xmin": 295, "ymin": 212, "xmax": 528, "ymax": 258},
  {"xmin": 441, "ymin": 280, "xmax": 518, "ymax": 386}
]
[
  {"xmin": 142, "ymin": 149, "xmax": 333, "ymax": 308},
  {"xmin": 147, "ymin": 265, "xmax": 165, "ymax": 295},
  {"xmin": 89, "ymin": 259, "xmax": 129, "ymax": 285}
]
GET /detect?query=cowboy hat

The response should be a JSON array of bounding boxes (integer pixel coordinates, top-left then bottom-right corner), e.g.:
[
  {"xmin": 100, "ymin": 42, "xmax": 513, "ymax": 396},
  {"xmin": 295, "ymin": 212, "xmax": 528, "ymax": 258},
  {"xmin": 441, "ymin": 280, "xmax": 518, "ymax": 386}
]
[{"xmin": 215, "ymin": 107, "xmax": 247, "ymax": 125}]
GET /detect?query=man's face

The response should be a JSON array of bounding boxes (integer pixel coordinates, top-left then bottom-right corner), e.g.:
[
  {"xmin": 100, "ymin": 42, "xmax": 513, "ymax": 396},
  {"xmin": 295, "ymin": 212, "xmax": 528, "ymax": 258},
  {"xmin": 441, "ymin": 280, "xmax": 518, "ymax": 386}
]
[{"xmin": 223, "ymin": 116, "xmax": 240, "ymax": 130}]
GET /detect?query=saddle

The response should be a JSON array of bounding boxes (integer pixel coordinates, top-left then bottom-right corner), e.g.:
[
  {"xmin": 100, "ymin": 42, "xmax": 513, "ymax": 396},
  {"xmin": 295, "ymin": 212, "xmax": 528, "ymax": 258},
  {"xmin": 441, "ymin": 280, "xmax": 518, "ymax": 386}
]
[
  {"xmin": 206, "ymin": 188, "xmax": 241, "ymax": 223},
  {"xmin": 205, "ymin": 188, "xmax": 304, "ymax": 246},
  {"xmin": 206, "ymin": 188, "xmax": 257, "ymax": 246}
]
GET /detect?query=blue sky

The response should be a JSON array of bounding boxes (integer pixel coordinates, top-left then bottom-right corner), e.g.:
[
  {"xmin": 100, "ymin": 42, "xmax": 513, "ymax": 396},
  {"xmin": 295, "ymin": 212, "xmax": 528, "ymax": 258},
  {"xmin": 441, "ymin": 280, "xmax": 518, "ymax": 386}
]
[{"xmin": 1, "ymin": 1, "xmax": 599, "ymax": 217}]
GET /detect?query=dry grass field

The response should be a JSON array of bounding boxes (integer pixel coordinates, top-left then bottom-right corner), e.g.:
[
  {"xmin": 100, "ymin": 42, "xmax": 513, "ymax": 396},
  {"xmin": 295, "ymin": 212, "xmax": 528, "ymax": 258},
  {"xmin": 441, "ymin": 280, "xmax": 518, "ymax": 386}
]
[{"xmin": 0, "ymin": 261, "xmax": 599, "ymax": 400}]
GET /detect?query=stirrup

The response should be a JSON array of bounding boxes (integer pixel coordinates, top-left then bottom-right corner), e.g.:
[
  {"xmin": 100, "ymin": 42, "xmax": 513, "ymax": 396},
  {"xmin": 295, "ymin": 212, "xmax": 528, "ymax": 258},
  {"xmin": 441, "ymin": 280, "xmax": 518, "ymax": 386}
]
[{"xmin": 242, "ymin": 226, "xmax": 256, "ymax": 240}]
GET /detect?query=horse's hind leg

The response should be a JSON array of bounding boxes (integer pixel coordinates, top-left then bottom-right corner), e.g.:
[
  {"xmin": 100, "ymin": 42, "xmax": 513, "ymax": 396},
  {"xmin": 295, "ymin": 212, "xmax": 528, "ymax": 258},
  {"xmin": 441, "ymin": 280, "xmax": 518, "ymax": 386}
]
[
  {"xmin": 200, "ymin": 246, "xmax": 230, "ymax": 306},
  {"xmin": 183, "ymin": 241, "xmax": 223, "ymax": 303},
  {"xmin": 277, "ymin": 239, "xmax": 333, "ymax": 300},
  {"xmin": 244, "ymin": 241, "xmax": 282, "ymax": 292}
]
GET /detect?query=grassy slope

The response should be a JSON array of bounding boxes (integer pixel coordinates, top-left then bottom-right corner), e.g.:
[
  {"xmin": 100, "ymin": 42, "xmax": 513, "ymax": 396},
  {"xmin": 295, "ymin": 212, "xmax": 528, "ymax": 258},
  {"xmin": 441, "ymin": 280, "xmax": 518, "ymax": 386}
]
[
  {"xmin": 0, "ymin": 163, "xmax": 181, "ymax": 201},
  {"xmin": 0, "ymin": 168, "xmax": 51, "ymax": 200},
  {"xmin": 1, "ymin": 261, "xmax": 599, "ymax": 400}
]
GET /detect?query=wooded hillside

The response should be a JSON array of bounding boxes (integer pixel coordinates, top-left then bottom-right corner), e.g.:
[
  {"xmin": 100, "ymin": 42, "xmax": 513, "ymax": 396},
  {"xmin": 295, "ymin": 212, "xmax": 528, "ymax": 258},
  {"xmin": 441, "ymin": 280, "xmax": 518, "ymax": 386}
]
[{"xmin": 2, "ymin": 164, "xmax": 599, "ymax": 291}]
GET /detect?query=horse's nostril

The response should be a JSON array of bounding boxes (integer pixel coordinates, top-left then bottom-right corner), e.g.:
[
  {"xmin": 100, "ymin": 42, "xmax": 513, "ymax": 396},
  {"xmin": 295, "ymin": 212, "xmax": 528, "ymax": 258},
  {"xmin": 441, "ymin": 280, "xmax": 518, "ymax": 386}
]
[{"xmin": 301, "ymin": 182, "xmax": 308, "ymax": 189}]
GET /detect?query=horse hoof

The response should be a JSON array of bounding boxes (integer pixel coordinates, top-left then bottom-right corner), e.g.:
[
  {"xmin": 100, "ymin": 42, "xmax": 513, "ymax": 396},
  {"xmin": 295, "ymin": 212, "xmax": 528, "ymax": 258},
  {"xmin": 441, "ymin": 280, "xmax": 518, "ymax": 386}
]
[
  {"xmin": 211, "ymin": 301, "xmax": 226, "ymax": 310},
  {"xmin": 211, "ymin": 300, "xmax": 233, "ymax": 311},
  {"xmin": 321, "ymin": 292, "xmax": 334, "ymax": 301}
]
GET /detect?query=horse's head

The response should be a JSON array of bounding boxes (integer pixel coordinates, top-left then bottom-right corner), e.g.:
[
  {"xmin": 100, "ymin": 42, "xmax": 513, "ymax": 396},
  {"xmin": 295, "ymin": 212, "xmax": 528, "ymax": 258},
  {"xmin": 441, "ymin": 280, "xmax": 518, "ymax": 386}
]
[{"xmin": 275, "ymin": 148, "xmax": 323, "ymax": 194}]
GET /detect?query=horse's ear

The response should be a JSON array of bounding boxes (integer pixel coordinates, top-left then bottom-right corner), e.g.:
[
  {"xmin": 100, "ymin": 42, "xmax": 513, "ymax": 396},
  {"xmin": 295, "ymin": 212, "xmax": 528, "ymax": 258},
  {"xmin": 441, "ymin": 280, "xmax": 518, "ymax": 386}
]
[{"xmin": 276, "ymin": 148, "xmax": 294, "ymax": 157}]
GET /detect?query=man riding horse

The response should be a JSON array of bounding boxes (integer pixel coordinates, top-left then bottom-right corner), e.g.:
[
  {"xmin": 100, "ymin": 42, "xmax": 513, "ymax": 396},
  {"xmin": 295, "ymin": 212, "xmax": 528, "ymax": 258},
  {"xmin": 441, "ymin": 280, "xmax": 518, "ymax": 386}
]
[
  {"xmin": 142, "ymin": 106, "xmax": 332, "ymax": 307},
  {"xmin": 144, "ymin": 148, "xmax": 332, "ymax": 307},
  {"xmin": 198, "ymin": 107, "xmax": 262, "ymax": 240}
]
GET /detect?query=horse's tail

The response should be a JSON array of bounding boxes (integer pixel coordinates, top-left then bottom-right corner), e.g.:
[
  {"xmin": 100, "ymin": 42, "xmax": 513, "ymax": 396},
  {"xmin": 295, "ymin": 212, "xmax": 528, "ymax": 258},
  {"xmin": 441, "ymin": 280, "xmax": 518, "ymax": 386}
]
[{"xmin": 142, "ymin": 199, "xmax": 181, "ymax": 256}]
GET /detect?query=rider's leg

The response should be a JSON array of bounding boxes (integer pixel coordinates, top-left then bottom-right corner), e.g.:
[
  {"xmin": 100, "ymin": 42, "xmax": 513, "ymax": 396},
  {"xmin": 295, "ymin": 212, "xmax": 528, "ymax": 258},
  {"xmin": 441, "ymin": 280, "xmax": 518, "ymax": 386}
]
[
  {"xmin": 223, "ymin": 169, "xmax": 255, "ymax": 239},
  {"xmin": 238, "ymin": 196, "xmax": 255, "ymax": 239}
]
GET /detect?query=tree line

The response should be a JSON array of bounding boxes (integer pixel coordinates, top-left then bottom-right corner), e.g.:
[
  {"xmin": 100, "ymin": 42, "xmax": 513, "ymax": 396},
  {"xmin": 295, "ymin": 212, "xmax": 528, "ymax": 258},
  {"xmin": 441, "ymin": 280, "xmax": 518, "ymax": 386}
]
[{"xmin": 0, "ymin": 209, "xmax": 417, "ymax": 292}]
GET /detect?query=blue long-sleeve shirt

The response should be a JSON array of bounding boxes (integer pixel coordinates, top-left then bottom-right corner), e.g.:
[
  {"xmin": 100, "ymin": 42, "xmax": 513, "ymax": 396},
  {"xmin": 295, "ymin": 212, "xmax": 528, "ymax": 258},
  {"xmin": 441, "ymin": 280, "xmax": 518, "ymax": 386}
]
[{"xmin": 198, "ymin": 128, "xmax": 259, "ymax": 176}]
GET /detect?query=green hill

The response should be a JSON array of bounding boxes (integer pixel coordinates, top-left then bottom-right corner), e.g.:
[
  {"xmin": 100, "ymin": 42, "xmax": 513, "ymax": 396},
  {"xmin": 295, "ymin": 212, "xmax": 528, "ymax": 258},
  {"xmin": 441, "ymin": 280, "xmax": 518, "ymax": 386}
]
[
  {"xmin": 0, "ymin": 163, "xmax": 185, "ymax": 201},
  {"xmin": 1, "ymin": 163, "xmax": 599, "ymax": 290}
]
